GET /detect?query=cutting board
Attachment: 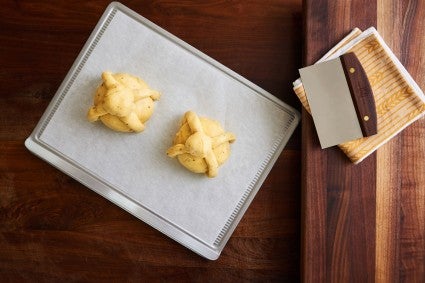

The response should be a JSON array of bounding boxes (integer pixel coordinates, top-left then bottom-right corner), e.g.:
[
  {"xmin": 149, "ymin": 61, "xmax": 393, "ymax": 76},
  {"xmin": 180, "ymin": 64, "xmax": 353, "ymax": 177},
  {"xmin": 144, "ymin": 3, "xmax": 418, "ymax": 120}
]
[{"xmin": 302, "ymin": 0, "xmax": 425, "ymax": 282}]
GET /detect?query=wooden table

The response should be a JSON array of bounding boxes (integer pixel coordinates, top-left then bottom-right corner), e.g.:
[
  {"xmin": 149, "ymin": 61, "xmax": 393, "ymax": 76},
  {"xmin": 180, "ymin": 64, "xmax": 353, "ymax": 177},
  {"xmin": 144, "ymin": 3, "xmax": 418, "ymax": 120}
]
[
  {"xmin": 302, "ymin": 0, "xmax": 425, "ymax": 282},
  {"xmin": 0, "ymin": 0, "xmax": 302, "ymax": 281}
]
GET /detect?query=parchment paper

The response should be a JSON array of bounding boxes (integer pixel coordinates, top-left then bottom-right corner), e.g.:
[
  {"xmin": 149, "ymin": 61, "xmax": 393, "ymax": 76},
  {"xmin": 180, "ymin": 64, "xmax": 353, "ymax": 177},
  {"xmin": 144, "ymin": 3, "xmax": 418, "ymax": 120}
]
[{"xmin": 39, "ymin": 8, "xmax": 297, "ymax": 245}]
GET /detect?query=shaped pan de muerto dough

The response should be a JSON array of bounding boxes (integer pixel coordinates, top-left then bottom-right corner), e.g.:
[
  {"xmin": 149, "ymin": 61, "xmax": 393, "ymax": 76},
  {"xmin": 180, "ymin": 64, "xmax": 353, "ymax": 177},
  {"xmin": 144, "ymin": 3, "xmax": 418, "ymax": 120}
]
[
  {"xmin": 87, "ymin": 71, "xmax": 160, "ymax": 132},
  {"xmin": 167, "ymin": 111, "xmax": 236, "ymax": 178}
]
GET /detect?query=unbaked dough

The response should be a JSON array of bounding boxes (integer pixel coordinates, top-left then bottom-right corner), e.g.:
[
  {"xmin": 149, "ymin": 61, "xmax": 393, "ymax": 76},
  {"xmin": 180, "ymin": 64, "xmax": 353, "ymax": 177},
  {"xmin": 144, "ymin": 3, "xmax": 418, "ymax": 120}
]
[
  {"xmin": 167, "ymin": 111, "xmax": 236, "ymax": 178},
  {"xmin": 87, "ymin": 71, "xmax": 160, "ymax": 132}
]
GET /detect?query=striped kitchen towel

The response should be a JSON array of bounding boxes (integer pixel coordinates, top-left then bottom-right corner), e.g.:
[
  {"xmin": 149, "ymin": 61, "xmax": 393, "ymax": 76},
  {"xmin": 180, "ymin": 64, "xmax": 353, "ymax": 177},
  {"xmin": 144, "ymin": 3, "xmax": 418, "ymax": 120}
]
[{"xmin": 293, "ymin": 27, "xmax": 425, "ymax": 164}]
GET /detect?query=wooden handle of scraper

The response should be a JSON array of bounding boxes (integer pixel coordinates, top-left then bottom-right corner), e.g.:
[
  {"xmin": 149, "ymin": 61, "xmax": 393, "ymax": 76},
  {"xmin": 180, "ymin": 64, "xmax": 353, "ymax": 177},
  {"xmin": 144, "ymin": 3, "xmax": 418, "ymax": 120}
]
[{"xmin": 340, "ymin": 52, "xmax": 378, "ymax": 137}]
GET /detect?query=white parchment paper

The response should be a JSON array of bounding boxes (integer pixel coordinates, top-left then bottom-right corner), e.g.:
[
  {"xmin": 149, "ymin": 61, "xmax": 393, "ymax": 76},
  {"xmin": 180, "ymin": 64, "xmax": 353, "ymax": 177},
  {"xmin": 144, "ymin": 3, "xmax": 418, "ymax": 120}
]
[{"xmin": 39, "ymin": 9, "xmax": 296, "ymax": 245}]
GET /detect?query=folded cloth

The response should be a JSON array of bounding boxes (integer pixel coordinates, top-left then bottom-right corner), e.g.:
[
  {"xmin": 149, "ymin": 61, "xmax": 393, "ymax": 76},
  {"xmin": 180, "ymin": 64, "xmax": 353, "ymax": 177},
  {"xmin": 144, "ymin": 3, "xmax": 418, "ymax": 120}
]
[{"xmin": 293, "ymin": 27, "xmax": 425, "ymax": 164}]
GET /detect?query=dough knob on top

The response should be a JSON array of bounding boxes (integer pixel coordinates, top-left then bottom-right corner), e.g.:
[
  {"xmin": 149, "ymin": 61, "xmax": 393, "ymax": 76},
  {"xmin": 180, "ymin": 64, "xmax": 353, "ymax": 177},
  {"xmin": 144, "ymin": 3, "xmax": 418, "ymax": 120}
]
[
  {"xmin": 87, "ymin": 71, "xmax": 160, "ymax": 133},
  {"xmin": 167, "ymin": 111, "xmax": 236, "ymax": 178}
]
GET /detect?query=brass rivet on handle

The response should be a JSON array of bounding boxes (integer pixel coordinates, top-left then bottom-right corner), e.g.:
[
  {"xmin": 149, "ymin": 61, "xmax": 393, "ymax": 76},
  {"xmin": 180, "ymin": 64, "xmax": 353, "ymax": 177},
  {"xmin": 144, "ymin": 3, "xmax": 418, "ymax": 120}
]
[
  {"xmin": 364, "ymin": 115, "xmax": 370, "ymax": 121},
  {"xmin": 349, "ymin": 67, "xmax": 356, "ymax": 73}
]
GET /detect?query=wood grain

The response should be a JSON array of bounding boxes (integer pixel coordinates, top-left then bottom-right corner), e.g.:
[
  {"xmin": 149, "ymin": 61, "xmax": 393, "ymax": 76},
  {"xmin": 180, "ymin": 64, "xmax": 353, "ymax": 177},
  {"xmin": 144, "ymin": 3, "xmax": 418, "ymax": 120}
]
[
  {"xmin": 340, "ymin": 52, "xmax": 377, "ymax": 137},
  {"xmin": 303, "ymin": 0, "xmax": 425, "ymax": 282},
  {"xmin": 377, "ymin": 1, "xmax": 425, "ymax": 282},
  {"xmin": 375, "ymin": 1, "xmax": 403, "ymax": 282},
  {"xmin": 0, "ymin": 0, "xmax": 302, "ymax": 281},
  {"xmin": 302, "ymin": 1, "xmax": 377, "ymax": 282}
]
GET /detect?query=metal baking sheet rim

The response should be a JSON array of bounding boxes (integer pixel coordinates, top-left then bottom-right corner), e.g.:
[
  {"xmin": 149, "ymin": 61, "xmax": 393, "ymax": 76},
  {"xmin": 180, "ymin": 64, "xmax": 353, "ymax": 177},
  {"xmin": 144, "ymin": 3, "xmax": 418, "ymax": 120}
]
[{"xmin": 25, "ymin": 1, "xmax": 300, "ymax": 260}]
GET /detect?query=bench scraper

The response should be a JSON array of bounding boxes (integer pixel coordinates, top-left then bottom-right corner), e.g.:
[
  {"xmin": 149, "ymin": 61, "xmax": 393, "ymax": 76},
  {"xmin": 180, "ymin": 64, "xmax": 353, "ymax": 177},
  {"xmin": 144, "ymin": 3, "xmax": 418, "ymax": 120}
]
[{"xmin": 299, "ymin": 52, "xmax": 377, "ymax": 149}]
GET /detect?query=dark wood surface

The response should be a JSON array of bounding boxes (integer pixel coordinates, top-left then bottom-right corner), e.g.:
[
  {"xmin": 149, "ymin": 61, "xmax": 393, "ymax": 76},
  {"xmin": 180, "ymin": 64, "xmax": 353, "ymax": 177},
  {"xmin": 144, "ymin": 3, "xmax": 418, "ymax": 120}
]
[
  {"xmin": 341, "ymin": 52, "xmax": 377, "ymax": 137},
  {"xmin": 302, "ymin": 0, "xmax": 425, "ymax": 282},
  {"xmin": 0, "ymin": 0, "xmax": 303, "ymax": 281},
  {"xmin": 302, "ymin": 1, "xmax": 377, "ymax": 282}
]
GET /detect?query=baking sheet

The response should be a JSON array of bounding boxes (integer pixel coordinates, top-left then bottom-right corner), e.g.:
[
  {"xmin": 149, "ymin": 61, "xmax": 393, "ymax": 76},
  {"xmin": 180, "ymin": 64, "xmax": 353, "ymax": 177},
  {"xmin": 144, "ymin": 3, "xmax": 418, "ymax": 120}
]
[{"xmin": 25, "ymin": 2, "xmax": 300, "ymax": 259}]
